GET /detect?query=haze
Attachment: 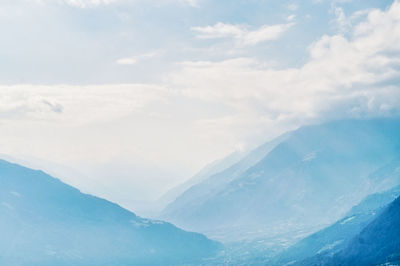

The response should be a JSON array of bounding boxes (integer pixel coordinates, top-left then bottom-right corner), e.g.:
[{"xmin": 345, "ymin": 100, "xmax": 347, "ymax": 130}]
[{"xmin": 1, "ymin": 0, "xmax": 399, "ymax": 214}]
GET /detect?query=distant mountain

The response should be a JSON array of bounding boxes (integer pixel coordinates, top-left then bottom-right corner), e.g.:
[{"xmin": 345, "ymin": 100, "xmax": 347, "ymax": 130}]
[
  {"xmin": 157, "ymin": 151, "xmax": 246, "ymax": 211},
  {"xmin": 273, "ymin": 184, "xmax": 400, "ymax": 265},
  {"xmin": 322, "ymin": 195, "xmax": 400, "ymax": 265},
  {"xmin": 160, "ymin": 119, "xmax": 400, "ymax": 247},
  {"xmin": 0, "ymin": 159, "xmax": 221, "ymax": 265},
  {"xmin": 160, "ymin": 132, "xmax": 291, "ymax": 237}
]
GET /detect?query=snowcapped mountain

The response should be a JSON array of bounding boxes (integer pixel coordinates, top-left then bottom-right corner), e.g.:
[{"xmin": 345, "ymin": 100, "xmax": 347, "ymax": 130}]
[
  {"xmin": 160, "ymin": 119, "xmax": 400, "ymax": 247},
  {"xmin": 0, "ymin": 159, "xmax": 221, "ymax": 265}
]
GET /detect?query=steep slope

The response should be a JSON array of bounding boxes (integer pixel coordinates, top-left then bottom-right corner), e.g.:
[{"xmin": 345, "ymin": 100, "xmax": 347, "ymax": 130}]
[
  {"xmin": 0, "ymin": 159, "xmax": 221, "ymax": 265},
  {"xmin": 161, "ymin": 132, "xmax": 291, "ymax": 235},
  {"xmin": 327, "ymin": 195, "xmax": 400, "ymax": 265},
  {"xmin": 161, "ymin": 119, "xmax": 400, "ymax": 245},
  {"xmin": 273, "ymin": 184, "xmax": 400, "ymax": 265}
]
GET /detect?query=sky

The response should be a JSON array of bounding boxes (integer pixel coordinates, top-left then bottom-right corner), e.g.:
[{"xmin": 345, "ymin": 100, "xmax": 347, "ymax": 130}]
[{"xmin": 1, "ymin": 0, "xmax": 400, "ymax": 214}]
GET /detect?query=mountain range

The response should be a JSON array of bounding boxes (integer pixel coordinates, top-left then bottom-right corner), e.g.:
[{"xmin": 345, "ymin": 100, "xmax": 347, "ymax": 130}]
[
  {"xmin": 0, "ymin": 159, "xmax": 221, "ymax": 265},
  {"xmin": 3, "ymin": 118, "xmax": 400, "ymax": 265},
  {"xmin": 160, "ymin": 119, "xmax": 400, "ymax": 252}
]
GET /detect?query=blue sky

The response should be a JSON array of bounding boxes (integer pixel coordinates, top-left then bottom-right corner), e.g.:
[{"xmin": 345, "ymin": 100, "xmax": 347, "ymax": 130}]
[{"xmin": 0, "ymin": 0, "xmax": 399, "ymax": 213}]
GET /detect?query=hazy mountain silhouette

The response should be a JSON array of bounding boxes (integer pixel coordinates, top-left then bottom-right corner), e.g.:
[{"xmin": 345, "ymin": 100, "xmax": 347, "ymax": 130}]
[
  {"xmin": 161, "ymin": 119, "xmax": 400, "ymax": 248},
  {"xmin": 0, "ymin": 159, "xmax": 221, "ymax": 265}
]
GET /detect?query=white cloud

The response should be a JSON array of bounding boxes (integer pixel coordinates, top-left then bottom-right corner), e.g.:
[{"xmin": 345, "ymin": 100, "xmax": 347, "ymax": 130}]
[
  {"xmin": 24, "ymin": 0, "xmax": 119, "ymax": 8},
  {"xmin": 181, "ymin": 0, "xmax": 200, "ymax": 7},
  {"xmin": 36, "ymin": 0, "xmax": 202, "ymax": 8},
  {"xmin": 116, "ymin": 57, "xmax": 138, "ymax": 65},
  {"xmin": 287, "ymin": 14, "xmax": 296, "ymax": 22},
  {"xmin": 116, "ymin": 52, "xmax": 158, "ymax": 65},
  {"xmin": 62, "ymin": 0, "xmax": 117, "ymax": 8},
  {"xmin": 170, "ymin": 0, "xmax": 400, "ymax": 138},
  {"xmin": 331, "ymin": 5, "xmax": 352, "ymax": 33},
  {"xmin": 0, "ymin": 84, "xmax": 168, "ymax": 124},
  {"xmin": 191, "ymin": 22, "xmax": 294, "ymax": 45},
  {"xmin": 286, "ymin": 3, "xmax": 298, "ymax": 11}
]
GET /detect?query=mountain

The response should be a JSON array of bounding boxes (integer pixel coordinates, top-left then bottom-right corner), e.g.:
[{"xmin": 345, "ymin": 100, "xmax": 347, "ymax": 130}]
[
  {"xmin": 160, "ymin": 132, "xmax": 291, "ymax": 238},
  {"xmin": 321, "ymin": 195, "xmax": 400, "ymax": 265},
  {"xmin": 0, "ymin": 159, "xmax": 221, "ymax": 265},
  {"xmin": 156, "ymin": 151, "xmax": 246, "ymax": 211},
  {"xmin": 273, "ymin": 184, "xmax": 400, "ymax": 265},
  {"xmin": 160, "ymin": 119, "xmax": 400, "ymax": 248}
]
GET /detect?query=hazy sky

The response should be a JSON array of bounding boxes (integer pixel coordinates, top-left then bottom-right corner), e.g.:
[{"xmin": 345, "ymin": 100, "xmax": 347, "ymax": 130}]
[{"xmin": 1, "ymin": 0, "xmax": 400, "ymax": 213}]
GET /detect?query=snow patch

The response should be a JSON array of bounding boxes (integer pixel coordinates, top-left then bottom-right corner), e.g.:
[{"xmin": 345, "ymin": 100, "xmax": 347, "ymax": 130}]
[
  {"xmin": 130, "ymin": 219, "xmax": 164, "ymax": 228},
  {"xmin": 340, "ymin": 216, "xmax": 355, "ymax": 225},
  {"xmin": 150, "ymin": 220, "xmax": 164, "ymax": 225},
  {"xmin": 317, "ymin": 240, "xmax": 343, "ymax": 254},
  {"xmin": 302, "ymin": 151, "xmax": 317, "ymax": 162},
  {"xmin": 130, "ymin": 220, "xmax": 150, "ymax": 228}
]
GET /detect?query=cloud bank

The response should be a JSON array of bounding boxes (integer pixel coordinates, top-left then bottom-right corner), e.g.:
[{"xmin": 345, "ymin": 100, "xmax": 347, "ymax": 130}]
[
  {"xmin": 171, "ymin": 1, "xmax": 400, "ymax": 137},
  {"xmin": 0, "ymin": 84, "xmax": 168, "ymax": 124}
]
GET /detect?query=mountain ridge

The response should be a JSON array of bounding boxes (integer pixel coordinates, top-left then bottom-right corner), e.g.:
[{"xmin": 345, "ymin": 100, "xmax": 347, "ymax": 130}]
[
  {"xmin": 0, "ymin": 159, "xmax": 221, "ymax": 265},
  {"xmin": 161, "ymin": 119, "xmax": 400, "ymax": 247}
]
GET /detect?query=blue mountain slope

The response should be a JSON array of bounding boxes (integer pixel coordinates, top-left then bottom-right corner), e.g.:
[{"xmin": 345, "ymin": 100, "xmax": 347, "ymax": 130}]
[
  {"xmin": 0, "ymin": 159, "xmax": 221, "ymax": 265},
  {"xmin": 161, "ymin": 132, "xmax": 290, "ymax": 228},
  {"xmin": 323, "ymin": 195, "xmax": 400, "ymax": 265},
  {"xmin": 161, "ymin": 119, "xmax": 400, "ymax": 247},
  {"xmin": 272, "ymin": 184, "xmax": 400, "ymax": 265}
]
